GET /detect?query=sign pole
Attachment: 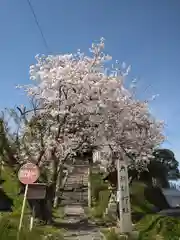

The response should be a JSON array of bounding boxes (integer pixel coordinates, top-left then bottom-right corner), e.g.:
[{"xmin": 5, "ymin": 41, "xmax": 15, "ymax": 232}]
[
  {"xmin": 18, "ymin": 163, "xmax": 40, "ymax": 235},
  {"xmin": 18, "ymin": 184, "xmax": 28, "ymax": 232}
]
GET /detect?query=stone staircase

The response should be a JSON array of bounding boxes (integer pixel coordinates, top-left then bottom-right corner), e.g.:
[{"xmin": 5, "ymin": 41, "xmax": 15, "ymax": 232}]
[
  {"xmin": 59, "ymin": 162, "xmax": 104, "ymax": 240},
  {"xmin": 60, "ymin": 163, "xmax": 89, "ymax": 207}
]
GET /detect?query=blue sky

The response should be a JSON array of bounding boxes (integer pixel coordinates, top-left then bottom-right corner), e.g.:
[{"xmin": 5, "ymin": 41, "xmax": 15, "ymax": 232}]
[{"xmin": 0, "ymin": 0, "xmax": 180, "ymax": 159}]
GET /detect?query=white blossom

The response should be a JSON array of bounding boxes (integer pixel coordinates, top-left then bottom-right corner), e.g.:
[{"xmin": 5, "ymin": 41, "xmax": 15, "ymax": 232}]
[{"xmin": 17, "ymin": 38, "xmax": 164, "ymax": 170}]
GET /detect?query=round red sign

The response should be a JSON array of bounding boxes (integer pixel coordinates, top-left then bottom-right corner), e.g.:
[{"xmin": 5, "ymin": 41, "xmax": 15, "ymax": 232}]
[{"xmin": 18, "ymin": 163, "xmax": 40, "ymax": 185}]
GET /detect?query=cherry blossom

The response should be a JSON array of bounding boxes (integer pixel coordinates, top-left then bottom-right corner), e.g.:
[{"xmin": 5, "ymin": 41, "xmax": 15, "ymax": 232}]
[{"xmin": 17, "ymin": 38, "xmax": 164, "ymax": 171}]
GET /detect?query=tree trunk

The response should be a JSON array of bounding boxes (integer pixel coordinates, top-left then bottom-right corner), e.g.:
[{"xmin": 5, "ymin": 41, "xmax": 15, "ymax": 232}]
[
  {"xmin": 51, "ymin": 156, "xmax": 58, "ymax": 197},
  {"xmin": 53, "ymin": 165, "xmax": 63, "ymax": 208}
]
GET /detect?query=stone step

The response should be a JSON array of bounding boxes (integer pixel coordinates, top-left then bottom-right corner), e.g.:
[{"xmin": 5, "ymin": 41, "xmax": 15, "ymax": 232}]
[
  {"xmin": 61, "ymin": 193, "xmax": 88, "ymax": 200},
  {"xmin": 65, "ymin": 178, "xmax": 88, "ymax": 186},
  {"xmin": 60, "ymin": 201, "xmax": 88, "ymax": 207},
  {"xmin": 64, "ymin": 181, "xmax": 86, "ymax": 186},
  {"xmin": 60, "ymin": 164, "xmax": 89, "ymax": 206},
  {"xmin": 64, "ymin": 204, "xmax": 85, "ymax": 215},
  {"xmin": 62, "ymin": 187, "xmax": 88, "ymax": 192},
  {"xmin": 60, "ymin": 191, "xmax": 88, "ymax": 205},
  {"xmin": 64, "ymin": 230, "xmax": 103, "ymax": 240},
  {"xmin": 65, "ymin": 174, "xmax": 88, "ymax": 181},
  {"xmin": 65, "ymin": 180, "xmax": 87, "ymax": 186}
]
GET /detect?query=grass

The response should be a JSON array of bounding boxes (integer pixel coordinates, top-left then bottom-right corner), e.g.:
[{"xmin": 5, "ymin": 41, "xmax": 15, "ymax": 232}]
[
  {"xmin": 3, "ymin": 167, "xmax": 180, "ymax": 240},
  {"xmin": 90, "ymin": 173, "xmax": 154, "ymax": 221},
  {"xmin": 130, "ymin": 182, "xmax": 154, "ymax": 214},
  {"xmin": 1, "ymin": 167, "xmax": 29, "ymax": 213},
  {"xmin": 90, "ymin": 173, "xmax": 111, "ymax": 219},
  {"xmin": 0, "ymin": 167, "xmax": 64, "ymax": 239},
  {"xmin": 53, "ymin": 207, "xmax": 65, "ymax": 221},
  {"xmin": 91, "ymin": 173, "xmax": 180, "ymax": 239},
  {"xmin": 0, "ymin": 213, "xmax": 64, "ymax": 239},
  {"xmin": 102, "ymin": 228, "xmax": 138, "ymax": 240},
  {"xmin": 103, "ymin": 215, "xmax": 180, "ymax": 240},
  {"xmin": 136, "ymin": 214, "xmax": 180, "ymax": 240}
]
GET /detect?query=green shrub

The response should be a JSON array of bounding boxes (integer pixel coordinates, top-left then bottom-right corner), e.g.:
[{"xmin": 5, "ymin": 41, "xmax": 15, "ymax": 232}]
[
  {"xmin": 0, "ymin": 168, "xmax": 64, "ymax": 239},
  {"xmin": 91, "ymin": 173, "xmax": 111, "ymax": 218},
  {"xmin": 103, "ymin": 228, "xmax": 122, "ymax": 240},
  {"xmin": 103, "ymin": 215, "xmax": 180, "ymax": 240},
  {"xmin": 0, "ymin": 214, "xmax": 63, "ymax": 239},
  {"xmin": 91, "ymin": 173, "xmax": 109, "ymax": 203},
  {"xmin": 91, "ymin": 174, "xmax": 180, "ymax": 239},
  {"xmin": 130, "ymin": 182, "xmax": 154, "ymax": 214},
  {"xmin": 137, "ymin": 214, "xmax": 180, "ymax": 240},
  {"xmin": 102, "ymin": 228, "xmax": 137, "ymax": 240},
  {"xmin": 91, "ymin": 174, "xmax": 154, "ymax": 220},
  {"xmin": 1, "ymin": 167, "xmax": 29, "ymax": 213}
]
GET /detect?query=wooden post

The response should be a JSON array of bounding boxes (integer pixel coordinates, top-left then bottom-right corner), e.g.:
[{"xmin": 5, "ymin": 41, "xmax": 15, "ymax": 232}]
[
  {"xmin": 29, "ymin": 205, "xmax": 35, "ymax": 231},
  {"xmin": 88, "ymin": 161, "xmax": 92, "ymax": 208}
]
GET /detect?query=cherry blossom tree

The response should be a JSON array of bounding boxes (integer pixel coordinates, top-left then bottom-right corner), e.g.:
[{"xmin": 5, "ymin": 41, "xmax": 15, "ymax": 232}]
[{"xmin": 15, "ymin": 38, "xmax": 164, "ymax": 206}]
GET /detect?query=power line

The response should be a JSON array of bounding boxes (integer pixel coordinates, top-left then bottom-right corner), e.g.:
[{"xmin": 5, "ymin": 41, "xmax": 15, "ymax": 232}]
[{"xmin": 26, "ymin": 0, "xmax": 50, "ymax": 53}]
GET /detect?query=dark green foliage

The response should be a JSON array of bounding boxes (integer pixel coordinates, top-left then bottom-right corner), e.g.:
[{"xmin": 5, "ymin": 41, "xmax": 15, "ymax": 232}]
[
  {"xmin": 104, "ymin": 148, "xmax": 179, "ymax": 189},
  {"xmin": 144, "ymin": 186, "xmax": 170, "ymax": 210},
  {"xmin": 137, "ymin": 214, "xmax": 180, "ymax": 240},
  {"xmin": 130, "ymin": 182, "xmax": 155, "ymax": 214},
  {"xmin": 92, "ymin": 189, "xmax": 111, "ymax": 218},
  {"xmin": 0, "ymin": 118, "xmax": 18, "ymax": 167},
  {"xmin": 130, "ymin": 182, "xmax": 170, "ymax": 213},
  {"xmin": 102, "ymin": 228, "xmax": 133, "ymax": 240},
  {"xmin": 103, "ymin": 228, "xmax": 121, "ymax": 240},
  {"xmin": 153, "ymin": 149, "xmax": 180, "ymax": 181},
  {"xmin": 91, "ymin": 172, "xmax": 109, "ymax": 203},
  {"xmin": 0, "ymin": 215, "xmax": 41, "ymax": 240},
  {"xmin": 92, "ymin": 172, "xmax": 180, "ymax": 239},
  {"xmin": 0, "ymin": 168, "xmax": 63, "ymax": 239},
  {"xmin": 91, "ymin": 173, "xmax": 156, "ymax": 220},
  {"xmin": 1, "ymin": 167, "xmax": 28, "ymax": 213},
  {"xmin": 90, "ymin": 173, "xmax": 111, "ymax": 218}
]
